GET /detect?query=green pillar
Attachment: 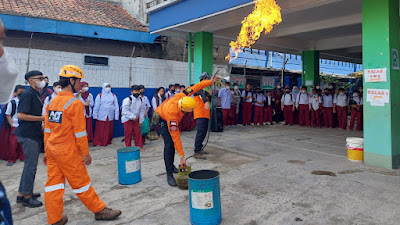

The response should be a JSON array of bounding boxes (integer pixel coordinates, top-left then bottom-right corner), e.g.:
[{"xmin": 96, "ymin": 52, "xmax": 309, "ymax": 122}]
[
  {"xmin": 302, "ymin": 51, "xmax": 320, "ymax": 88},
  {"xmin": 188, "ymin": 32, "xmax": 192, "ymax": 85},
  {"xmin": 363, "ymin": 0, "xmax": 400, "ymax": 169},
  {"xmin": 194, "ymin": 32, "xmax": 213, "ymax": 83}
]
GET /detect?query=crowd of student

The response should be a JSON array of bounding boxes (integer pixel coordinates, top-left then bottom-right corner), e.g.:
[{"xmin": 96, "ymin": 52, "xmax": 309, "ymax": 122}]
[{"xmin": 216, "ymin": 82, "xmax": 363, "ymax": 132}]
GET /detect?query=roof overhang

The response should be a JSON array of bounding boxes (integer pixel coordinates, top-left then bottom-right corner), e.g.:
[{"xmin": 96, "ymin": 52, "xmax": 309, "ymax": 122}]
[
  {"xmin": 148, "ymin": 0, "xmax": 369, "ymax": 63},
  {"xmin": 1, "ymin": 14, "xmax": 159, "ymax": 44}
]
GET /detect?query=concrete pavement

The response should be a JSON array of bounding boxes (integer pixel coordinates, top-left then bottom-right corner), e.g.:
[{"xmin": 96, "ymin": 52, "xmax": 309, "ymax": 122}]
[{"xmin": 1, "ymin": 124, "xmax": 400, "ymax": 225}]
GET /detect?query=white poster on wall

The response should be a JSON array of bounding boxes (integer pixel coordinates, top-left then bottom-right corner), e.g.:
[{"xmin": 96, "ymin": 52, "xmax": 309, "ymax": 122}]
[
  {"xmin": 364, "ymin": 68, "xmax": 387, "ymax": 82},
  {"xmin": 366, "ymin": 89, "xmax": 390, "ymax": 106}
]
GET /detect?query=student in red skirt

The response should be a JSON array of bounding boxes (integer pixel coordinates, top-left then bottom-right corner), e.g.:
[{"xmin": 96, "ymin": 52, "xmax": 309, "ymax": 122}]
[
  {"xmin": 93, "ymin": 83, "xmax": 119, "ymax": 146},
  {"xmin": 78, "ymin": 82, "xmax": 94, "ymax": 142}
]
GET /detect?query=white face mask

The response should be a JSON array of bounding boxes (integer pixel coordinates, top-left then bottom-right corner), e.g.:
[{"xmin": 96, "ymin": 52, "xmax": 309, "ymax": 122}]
[
  {"xmin": 339, "ymin": 92, "xmax": 345, "ymax": 96},
  {"xmin": 54, "ymin": 88, "xmax": 62, "ymax": 94},
  {"xmin": 301, "ymin": 90, "xmax": 307, "ymax": 93},
  {"xmin": 82, "ymin": 87, "xmax": 89, "ymax": 92},
  {"xmin": 36, "ymin": 80, "xmax": 46, "ymax": 89},
  {"xmin": 316, "ymin": 86, "xmax": 320, "ymax": 89},
  {"xmin": 104, "ymin": 87, "xmax": 111, "ymax": 93},
  {"xmin": 158, "ymin": 93, "xmax": 161, "ymax": 98},
  {"xmin": 328, "ymin": 86, "xmax": 333, "ymax": 89},
  {"xmin": 226, "ymin": 86, "xmax": 230, "ymax": 90},
  {"xmin": 234, "ymin": 86, "xmax": 239, "ymax": 90},
  {"xmin": 231, "ymin": 91, "xmax": 235, "ymax": 94},
  {"xmin": 277, "ymin": 86, "xmax": 281, "ymax": 89},
  {"xmin": 353, "ymin": 93, "xmax": 359, "ymax": 97}
]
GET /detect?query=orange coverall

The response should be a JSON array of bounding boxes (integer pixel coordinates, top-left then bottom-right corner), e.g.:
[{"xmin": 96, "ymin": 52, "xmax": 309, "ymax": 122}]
[
  {"xmin": 156, "ymin": 80, "xmax": 212, "ymax": 157},
  {"xmin": 44, "ymin": 91, "xmax": 105, "ymax": 224}
]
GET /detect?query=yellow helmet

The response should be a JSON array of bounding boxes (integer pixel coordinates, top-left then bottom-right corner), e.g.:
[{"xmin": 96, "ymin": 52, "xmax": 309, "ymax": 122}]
[
  {"xmin": 59, "ymin": 65, "xmax": 84, "ymax": 79},
  {"xmin": 178, "ymin": 97, "xmax": 196, "ymax": 112}
]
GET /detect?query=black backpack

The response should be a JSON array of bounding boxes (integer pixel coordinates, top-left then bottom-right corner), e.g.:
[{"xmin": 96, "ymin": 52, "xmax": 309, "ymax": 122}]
[{"xmin": 2, "ymin": 100, "xmax": 17, "ymax": 129}]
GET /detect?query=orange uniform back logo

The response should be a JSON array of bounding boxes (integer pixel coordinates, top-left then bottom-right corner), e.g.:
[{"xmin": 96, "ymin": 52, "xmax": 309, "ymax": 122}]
[{"xmin": 49, "ymin": 110, "xmax": 63, "ymax": 123}]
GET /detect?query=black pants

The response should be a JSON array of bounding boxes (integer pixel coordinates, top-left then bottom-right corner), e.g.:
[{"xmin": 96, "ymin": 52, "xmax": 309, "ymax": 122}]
[
  {"xmin": 194, "ymin": 118, "xmax": 209, "ymax": 153},
  {"xmin": 159, "ymin": 119, "xmax": 175, "ymax": 177}
]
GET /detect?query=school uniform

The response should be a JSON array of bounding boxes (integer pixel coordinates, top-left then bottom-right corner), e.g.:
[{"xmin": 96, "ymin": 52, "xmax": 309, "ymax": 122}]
[
  {"xmin": 219, "ymin": 88, "xmax": 233, "ymax": 127},
  {"xmin": 264, "ymin": 95, "xmax": 274, "ymax": 124},
  {"xmin": 349, "ymin": 96, "xmax": 363, "ymax": 131},
  {"xmin": 334, "ymin": 94, "xmax": 349, "ymax": 130},
  {"xmin": 78, "ymin": 92, "xmax": 95, "ymax": 142},
  {"xmin": 121, "ymin": 95, "xmax": 145, "ymax": 148},
  {"xmin": 309, "ymin": 94, "xmax": 322, "ymax": 128},
  {"xmin": 92, "ymin": 83, "xmax": 119, "ymax": 146},
  {"xmin": 322, "ymin": 94, "xmax": 334, "ymax": 128},
  {"xmin": 233, "ymin": 89, "xmax": 241, "ymax": 125},
  {"xmin": 5, "ymin": 98, "xmax": 25, "ymax": 163},
  {"xmin": 281, "ymin": 93, "xmax": 294, "ymax": 125},
  {"xmin": 253, "ymin": 93, "xmax": 266, "ymax": 125},
  {"xmin": 140, "ymin": 95, "xmax": 151, "ymax": 143},
  {"xmin": 165, "ymin": 91, "xmax": 174, "ymax": 100},
  {"xmin": 241, "ymin": 90, "xmax": 253, "ymax": 125},
  {"xmin": 296, "ymin": 92, "xmax": 310, "ymax": 126}
]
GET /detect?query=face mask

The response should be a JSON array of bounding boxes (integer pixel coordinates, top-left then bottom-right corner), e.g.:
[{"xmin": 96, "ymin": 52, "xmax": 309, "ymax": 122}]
[
  {"xmin": 82, "ymin": 87, "xmax": 89, "ymax": 92},
  {"xmin": 234, "ymin": 86, "xmax": 239, "ymax": 90},
  {"xmin": 277, "ymin": 86, "xmax": 281, "ymax": 89},
  {"xmin": 316, "ymin": 86, "xmax": 320, "ymax": 89},
  {"xmin": 301, "ymin": 90, "xmax": 306, "ymax": 93},
  {"xmin": 359, "ymin": 89, "xmax": 363, "ymax": 92},
  {"xmin": 231, "ymin": 91, "xmax": 235, "ymax": 94},
  {"xmin": 293, "ymin": 90, "xmax": 298, "ymax": 93},
  {"xmin": 328, "ymin": 86, "xmax": 333, "ymax": 89},
  {"xmin": 54, "ymin": 88, "xmax": 62, "ymax": 94},
  {"xmin": 133, "ymin": 93, "xmax": 140, "ymax": 98},
  {"xmin": 140, "ymin": 91, "xmax": 145, "ymax": 95},
  {"xmin": 104, "ymin": 87, "xmax": 111, "ymax": 93},
  {"xmin": 171, "ymin": 90, "xmax": 175, "ymax": 94},
  {"xmin": 226, "ymin": 86, "xmax": 230, "ymax": 90},
  {"xmin": 36, "ymin": 80, "xmax": 46, "ymax": 89},
  {"xmin": 286, "ymin": 91, "xmax": 290, "ymax": 93},
  {"xmin": 18, "ymin": 93, "xmax": 24, "ymax": 98},
  {"xmin": 325, "ymin": 92, "xmax": 329, "ymax": 96},
  {"xmin": 339, "ymin": 92, "xmax": 345, "ymax": 96},
  {"xmin": 256, "ymin": 91, "xmax": 261, "ymax": 93},
  {"xmin": 353, "ymin": 93, "xmax": 359, "ymax": 97},
  {"xmin": 158, "ymin": 93, "xmax": 162, "ymax": 98}
]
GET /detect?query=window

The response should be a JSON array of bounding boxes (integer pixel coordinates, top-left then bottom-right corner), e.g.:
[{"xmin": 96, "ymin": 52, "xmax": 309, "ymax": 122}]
[{"xmin": 84, "ymin": 55, "xmax": 109, "ymax": 66}]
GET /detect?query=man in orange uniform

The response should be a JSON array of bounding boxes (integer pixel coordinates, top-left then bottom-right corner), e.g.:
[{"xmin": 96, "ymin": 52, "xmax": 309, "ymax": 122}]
[
  {"xmin": 43, "ymin": 65, "xmax": 121, "ymax": 225},
  {"xmin": 193, "ymin": 72, "xmax": 212, "ymax": 160},
  {"xmin": 156, "ymin": 74, "xmax": 217, "ymax": 186}
]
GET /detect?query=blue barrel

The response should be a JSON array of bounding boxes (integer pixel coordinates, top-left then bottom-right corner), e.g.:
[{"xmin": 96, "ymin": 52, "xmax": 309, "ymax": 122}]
[
  {"xmin": 117, "ymin": 147, "xmax": 141, "ymax": 185},
  {"xmin": 188, "ymin": 170, "xmax": 221, "ymax": 225}
]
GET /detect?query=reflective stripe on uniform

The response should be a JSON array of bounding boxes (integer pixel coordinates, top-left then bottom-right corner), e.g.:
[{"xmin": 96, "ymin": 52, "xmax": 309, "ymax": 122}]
[
  {"xmin": 75, "ymin": 131, "xmax": 87, "ymax": 138},
  {"xmin": 63, "ymin": 97, "xmax": 78, "ymax": 110},
  {"xmin": 72, "ymin": 182, "xmax": 91, "ymax": 194},
  {"xmin": 44, "ymin": 128, "xmax": 51, "ymax": 133},
  {"xmin": 45, "ymin": 183, "xmax": 65, "ymax": 192}
]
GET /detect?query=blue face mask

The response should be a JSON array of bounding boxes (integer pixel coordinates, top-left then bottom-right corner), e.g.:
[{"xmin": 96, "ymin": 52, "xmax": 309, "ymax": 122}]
[{"xmin": 292, "ymin": 89, "xmax": 299, "ymax": 94}]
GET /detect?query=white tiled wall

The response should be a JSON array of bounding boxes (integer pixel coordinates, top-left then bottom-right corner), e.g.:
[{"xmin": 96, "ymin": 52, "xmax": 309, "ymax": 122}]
[{"xmin": 5, "ymin": 47, "xmax": 229, "ymax": 88}]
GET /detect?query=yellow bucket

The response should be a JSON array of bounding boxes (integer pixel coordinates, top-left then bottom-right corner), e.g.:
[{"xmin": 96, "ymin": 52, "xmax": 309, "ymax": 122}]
[{"xmin": 346, "ymin": 137, "xmax": 364, "ymax": 162}]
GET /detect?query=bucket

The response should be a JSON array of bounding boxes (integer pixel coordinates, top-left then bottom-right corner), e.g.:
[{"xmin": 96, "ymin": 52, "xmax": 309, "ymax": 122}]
[
  {"xmin": 188, "ymin": 170, "xmax": 221, "ymax": 225},
  {"xmin": 117, "ymin": 147, "xmax": 141, "ymax": 185},
  {"xmin": 346, "ymin": 137, "xmax": 364, "ymax": 162}
]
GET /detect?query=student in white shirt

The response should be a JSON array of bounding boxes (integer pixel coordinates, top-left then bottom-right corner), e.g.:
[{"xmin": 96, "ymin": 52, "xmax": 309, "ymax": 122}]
[
  {"xmin": 322, "ymin": 88, "xmax": 334, "ymax": 128},
  {"xmin": 77, "ymin": 81, "xmax": 95, "ymax": 141},
  {"xmin": 42, "ymin": 82, "xmax": 61, "ymax": 115},
  {"xmin": 139, "ymin": 85, "xmax": 151, "ymax": 145},
  {"xmin": 349, "ymin": 90, "xmax": 363, "ymax": 131},
  {"xmin": 121, "ymin": 85, "xmax": 145, "ymax": 150},
  {"xmin": 241, "ymin": 83, "xmax": 253, "ymax": 126},
  {"xmin": 253, "ymin": 88, "xmax": 266, "ymax": 126},
  {"xmin": 165, "ymin": 84, "xmax": 175, "ymax": 99},
  {"xmin": 4, "ymin": 85, "xmax": 25, "ymax": 166},
  {"xmin": 152, "ymin": 87, "xmax": 166, "ymax": 112},
  {"xmin": 309, "ymin": 89, "xmax": 322, "ymax": 128},
  {"xmin": 281, "ymin": 87, "xmax": 294, "ymax": 125},
  {"xmin": 333, "ymin": 88, "xmax": 349, "ymax": 130},
  {"xmin": 296, "ymin": 86, "xmax": 310, "ymax": 127}
]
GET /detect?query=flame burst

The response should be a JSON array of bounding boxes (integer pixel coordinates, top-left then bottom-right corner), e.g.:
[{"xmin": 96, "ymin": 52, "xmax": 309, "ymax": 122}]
[{"xmin": 226, "ymin": 0, "xmax": 282, "ymax": 62}]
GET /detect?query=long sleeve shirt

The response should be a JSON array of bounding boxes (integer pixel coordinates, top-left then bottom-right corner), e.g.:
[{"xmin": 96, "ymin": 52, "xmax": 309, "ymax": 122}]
[
  {"xmin": 121, "ymin": 95, "xmax": 146, "ymax": 124},
  {"xmin": 93, "ymin": 92, "xmax": 119, "ymax": 121},
  {"xmin": 218, "ymin": 88, "xmax": 233, "ymax": 109},
  {"xmin": 156, "ymin": 80, "xmax": 213, "ymax": 157},
  {"xmin": 0, "ymin": 50, "xmax": 18, "ymax": 104},
  {"xmin": 78, "ymin": 93, "xmax": 94, "ymax": 118}
]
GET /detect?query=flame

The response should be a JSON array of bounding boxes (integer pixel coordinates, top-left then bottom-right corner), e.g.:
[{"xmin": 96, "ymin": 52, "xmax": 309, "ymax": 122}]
[{"xmin": 226, "ymin": 0, "xmax": 282, "ymax": 62}]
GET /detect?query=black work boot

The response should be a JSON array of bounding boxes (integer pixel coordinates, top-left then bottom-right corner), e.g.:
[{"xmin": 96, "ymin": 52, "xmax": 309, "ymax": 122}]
[
  {"xmin": 17, "ymin": 193, "xmax": 41, "ymax": 203},
  {"xmin": 22, "ymin": 197, "xmax": 43, "ymax": 208},
  {"xmin": 52, "ymin": 215, "xmax": 68, "ymax": 225},
  {"xmin": 95, "ymin": 207, "xmax": 122, "ymax": 221},
  {"xmin": 173, "ymin": 166, "xmax": 179, "ymax": 174},
  {"xmin": 194, "ymin": 152, "xmax": 206, "ymax": 160},
  {"xmin": 167, "ymin": 175, "xmax": 177, "ymax": 187}
]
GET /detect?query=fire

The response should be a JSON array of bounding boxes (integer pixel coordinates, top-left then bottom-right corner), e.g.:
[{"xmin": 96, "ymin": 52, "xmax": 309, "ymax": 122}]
[{"xmin": 226, "ymin": 0, "xmax": 282, "ymax": 62}]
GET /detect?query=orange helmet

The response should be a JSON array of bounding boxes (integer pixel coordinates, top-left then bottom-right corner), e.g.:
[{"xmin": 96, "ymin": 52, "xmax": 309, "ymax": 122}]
[{"xmin": 59, "ymin": 65, "xmax": 84, "ymax": 79}]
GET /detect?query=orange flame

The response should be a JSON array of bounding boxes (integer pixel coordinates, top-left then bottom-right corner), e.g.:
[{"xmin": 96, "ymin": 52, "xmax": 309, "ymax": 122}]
[{"xmin": 226, "ymin": 0, "xmax": 282, "ymax": 62}]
